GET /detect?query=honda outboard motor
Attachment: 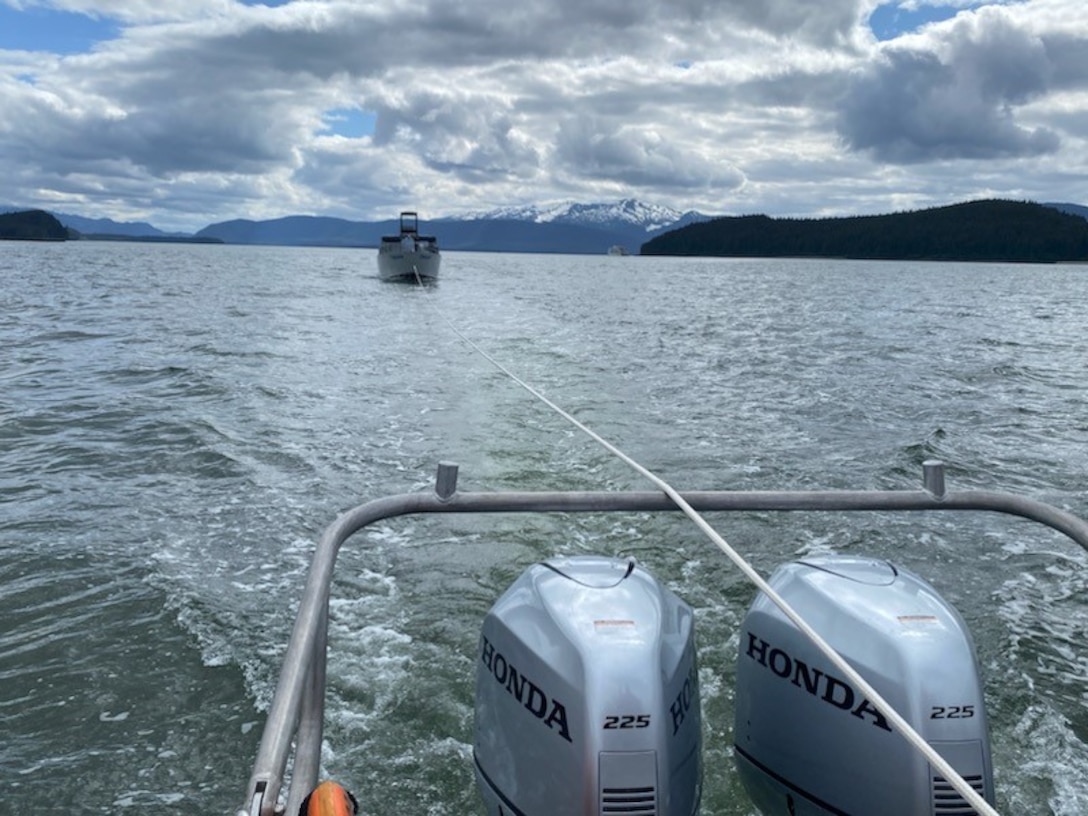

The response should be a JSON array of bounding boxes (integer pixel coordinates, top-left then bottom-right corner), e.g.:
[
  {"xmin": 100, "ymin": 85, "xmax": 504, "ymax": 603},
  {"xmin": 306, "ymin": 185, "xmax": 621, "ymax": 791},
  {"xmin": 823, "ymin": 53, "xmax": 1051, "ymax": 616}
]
[
  {"xmin": 735, "ymin": 555, "xmax": 994, "ymax": 815},
  {"xmin": 474, "ymin": 556, "xmax": 701, "ymax": 816}
]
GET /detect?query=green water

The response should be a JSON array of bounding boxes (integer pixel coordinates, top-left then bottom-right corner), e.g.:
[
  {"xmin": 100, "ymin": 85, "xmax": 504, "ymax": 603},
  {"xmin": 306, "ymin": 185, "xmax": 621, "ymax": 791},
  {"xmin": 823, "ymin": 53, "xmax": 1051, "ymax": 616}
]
[{"xmin": 2, "ymin": 242, "xmax": 1087, "ymax": 813}]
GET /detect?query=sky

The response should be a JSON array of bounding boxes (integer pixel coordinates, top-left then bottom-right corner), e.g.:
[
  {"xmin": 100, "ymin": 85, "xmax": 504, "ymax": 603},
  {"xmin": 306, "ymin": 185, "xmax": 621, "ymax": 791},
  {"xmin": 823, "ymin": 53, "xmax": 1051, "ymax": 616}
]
[{"xmin": 0, "ymin": 0, "xmax": 1085, "ymax": 232}]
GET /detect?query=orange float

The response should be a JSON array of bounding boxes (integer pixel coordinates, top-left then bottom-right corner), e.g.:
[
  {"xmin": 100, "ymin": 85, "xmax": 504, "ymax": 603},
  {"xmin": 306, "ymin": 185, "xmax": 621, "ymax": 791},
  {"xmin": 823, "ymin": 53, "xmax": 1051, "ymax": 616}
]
[{"xmin": 297, "ymin": 781, "xmax": 358, "ymax": 816}]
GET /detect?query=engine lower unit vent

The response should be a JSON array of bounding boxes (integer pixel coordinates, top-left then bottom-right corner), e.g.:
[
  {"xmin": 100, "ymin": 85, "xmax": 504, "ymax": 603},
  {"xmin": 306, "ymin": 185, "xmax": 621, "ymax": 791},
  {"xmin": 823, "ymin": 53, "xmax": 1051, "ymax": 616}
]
[
  {"xmin": 602, "ymin": 786, "xmax": 656, "ymax": 815},
  {"xmin": 600, "ymin": 751, "xmax": 657, "ymax": 816},
  {"xmin": 932, "ymin": 774, "xmax": 986, "ymax": 815}
]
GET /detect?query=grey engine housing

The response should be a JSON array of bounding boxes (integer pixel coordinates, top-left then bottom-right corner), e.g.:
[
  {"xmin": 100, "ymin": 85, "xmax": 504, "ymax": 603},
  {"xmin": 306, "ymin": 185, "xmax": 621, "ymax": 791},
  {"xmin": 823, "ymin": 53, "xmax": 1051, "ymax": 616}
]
[
  {"xmin": 474, "ymin": 555, "xmax": 701, "ymax": 816},
  {"xmin": 735, "ymin": 555, "xmax": 994, "ymax": 815}
]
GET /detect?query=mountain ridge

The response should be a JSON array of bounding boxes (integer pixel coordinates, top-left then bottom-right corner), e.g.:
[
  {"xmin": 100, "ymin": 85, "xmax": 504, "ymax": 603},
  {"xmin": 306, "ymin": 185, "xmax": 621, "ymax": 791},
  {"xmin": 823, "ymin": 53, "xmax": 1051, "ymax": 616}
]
[
  {"xmin": 0, "ymin": 199, "xmax": 708, "ymax": 252},
  {"xmin": 190, "ymin": 200, "xmax": 713, "ymax": 253},
  {"xmin": 1045, "ymin": 202, "xmax": 1088, "ymax": 221},
  {"xmin": 7, "ymin": 198, "xmax": 1087, "ymax": 254}
]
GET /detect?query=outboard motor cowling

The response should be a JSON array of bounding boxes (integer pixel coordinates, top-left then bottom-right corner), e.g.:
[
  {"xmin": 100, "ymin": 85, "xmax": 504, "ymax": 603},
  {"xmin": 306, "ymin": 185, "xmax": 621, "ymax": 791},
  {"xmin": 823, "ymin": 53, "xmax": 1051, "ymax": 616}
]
[
  {"xmin": 735, "ymin": 555, "xmax": 994, "ymax": 816},
  {"xmin": 474, "ymin": 556, "xmax": 701, "ymax": 816}
]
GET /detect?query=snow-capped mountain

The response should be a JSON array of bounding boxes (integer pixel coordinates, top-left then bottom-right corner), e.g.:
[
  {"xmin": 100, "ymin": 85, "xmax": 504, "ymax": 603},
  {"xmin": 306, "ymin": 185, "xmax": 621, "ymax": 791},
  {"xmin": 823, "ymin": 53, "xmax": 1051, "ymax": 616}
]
[
  {"xmin": 468, "ymin": 198, "xmax": 710, "ymax": 235},
  {"xmin": 32, "ymin": 198, "xmax": 716, "ymax": 253}
]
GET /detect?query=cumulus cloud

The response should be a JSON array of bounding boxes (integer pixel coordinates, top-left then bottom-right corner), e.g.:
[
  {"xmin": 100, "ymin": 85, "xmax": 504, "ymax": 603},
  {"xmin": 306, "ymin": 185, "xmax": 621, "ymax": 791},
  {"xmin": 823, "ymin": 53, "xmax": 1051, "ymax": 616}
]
[
  {"xmin": 729, "ymin": 0, "xmax": 868, "ymax": 46},
  {"xmin": 4, "ymin": 0, "xmax": 234, "ymax": 23},
  {"xmin": 555, "ymin": 115, "xmax": 745, "ymax": 192},
  {"xmin": 366, "ymin": 83, "xmax": 543, "ymax": 183},
  {"xmin": 838, "ymin": 57, "xmax": 1059, "ymax": 162},
  {"xmin": 837, "ymin": 7, "xmax": 1072, "ymax": 162},
  {"xmin": 1, "ymin": 0, "xmax": 1087, "ymax": 229}
]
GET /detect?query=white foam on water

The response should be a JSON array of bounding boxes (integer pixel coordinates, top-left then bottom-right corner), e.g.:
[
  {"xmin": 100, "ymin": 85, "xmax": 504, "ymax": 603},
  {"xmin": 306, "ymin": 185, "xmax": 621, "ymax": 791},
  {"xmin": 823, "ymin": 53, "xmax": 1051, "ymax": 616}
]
[
  {"xmin": 998, "ymin": 703, "xmax": 1088, "ymax": 814},
  {"xmin": 10, "ymin": 250, "xmax": 1088, "ymax": 815},
  {"xmin": 112, "ymin": 790, "xmax": 187, "ymax": 808},
  {"xmin": 991, "ymin": 547, "xmax": 1088, "ymax": 810}
]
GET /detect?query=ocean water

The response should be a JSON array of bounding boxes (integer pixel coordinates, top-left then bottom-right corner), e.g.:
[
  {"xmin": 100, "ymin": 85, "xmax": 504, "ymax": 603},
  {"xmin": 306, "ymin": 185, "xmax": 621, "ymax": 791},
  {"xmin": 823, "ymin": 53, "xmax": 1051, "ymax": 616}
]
[{"xmin": 2, "ymin": 241, "xmax": 1088, "ymax": 814}]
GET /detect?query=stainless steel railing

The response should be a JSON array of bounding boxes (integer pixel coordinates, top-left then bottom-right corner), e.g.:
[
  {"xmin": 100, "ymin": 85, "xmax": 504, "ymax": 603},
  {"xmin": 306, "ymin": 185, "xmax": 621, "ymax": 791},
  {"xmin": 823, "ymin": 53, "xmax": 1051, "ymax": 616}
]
[{"xmin": 237, "ymin": 460, "xmax": 1088, "ymax": 816}]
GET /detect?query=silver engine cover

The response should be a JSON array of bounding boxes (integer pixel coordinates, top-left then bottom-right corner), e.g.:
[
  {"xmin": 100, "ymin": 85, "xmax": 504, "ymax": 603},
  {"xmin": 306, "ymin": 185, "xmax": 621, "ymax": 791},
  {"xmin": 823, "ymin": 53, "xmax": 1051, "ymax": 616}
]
[
  {"xmin": 735, "ymin": 555, "xmax": 994, "ymax": 816},
  {"xmin": 474, "ymin": 556, "xmax": 701, "ymax": 816}
]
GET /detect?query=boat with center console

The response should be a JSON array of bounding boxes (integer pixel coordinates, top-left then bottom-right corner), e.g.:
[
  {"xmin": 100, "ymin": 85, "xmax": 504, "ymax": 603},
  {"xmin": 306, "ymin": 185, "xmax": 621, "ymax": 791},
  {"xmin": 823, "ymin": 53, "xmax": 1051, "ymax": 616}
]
[{"xmin": 377, "ymin": 211, "xmax": 440, "ymax": 282}]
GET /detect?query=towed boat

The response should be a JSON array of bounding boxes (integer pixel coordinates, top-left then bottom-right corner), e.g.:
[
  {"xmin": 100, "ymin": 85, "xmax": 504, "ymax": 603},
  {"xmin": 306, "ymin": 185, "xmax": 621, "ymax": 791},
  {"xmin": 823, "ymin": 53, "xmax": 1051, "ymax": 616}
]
[
  {"xmin": 238, "ymin": 460, "xmax": 1088, "ymax": 816},
  {"xmin": 377, "ymin": 211, "xmax": 440, "ymax": 282}
]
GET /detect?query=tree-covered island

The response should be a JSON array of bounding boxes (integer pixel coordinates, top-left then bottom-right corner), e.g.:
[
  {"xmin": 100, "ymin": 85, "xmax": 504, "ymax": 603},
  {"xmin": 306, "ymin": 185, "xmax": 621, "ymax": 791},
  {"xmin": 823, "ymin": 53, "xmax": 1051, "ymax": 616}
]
[
  {"xmin": 0, "ymin": 210, "xmax": 70, "ymax": 241},
  {"xmin": 640, "ymin": 200, "xmax": 1088, "ymax": 263}
]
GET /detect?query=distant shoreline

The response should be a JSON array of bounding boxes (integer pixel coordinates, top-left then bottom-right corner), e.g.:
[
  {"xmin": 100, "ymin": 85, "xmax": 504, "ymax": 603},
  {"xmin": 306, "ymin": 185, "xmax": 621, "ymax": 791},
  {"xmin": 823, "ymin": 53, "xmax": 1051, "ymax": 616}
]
[
  {"xmin": 5, "ymin": 199, "xmax": 1088, "ymax": 260},
  {"xmin": 78, "ymin": 233, "xmax": 225, "ymax": 244}
]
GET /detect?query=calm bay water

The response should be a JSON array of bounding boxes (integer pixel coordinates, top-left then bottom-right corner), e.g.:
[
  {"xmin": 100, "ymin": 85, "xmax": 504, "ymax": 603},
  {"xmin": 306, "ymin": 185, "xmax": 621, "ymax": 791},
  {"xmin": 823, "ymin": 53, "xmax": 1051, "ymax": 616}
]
[{"xmin": 2, "ymin": 241, "xmax": 1088, "ymax": 814}]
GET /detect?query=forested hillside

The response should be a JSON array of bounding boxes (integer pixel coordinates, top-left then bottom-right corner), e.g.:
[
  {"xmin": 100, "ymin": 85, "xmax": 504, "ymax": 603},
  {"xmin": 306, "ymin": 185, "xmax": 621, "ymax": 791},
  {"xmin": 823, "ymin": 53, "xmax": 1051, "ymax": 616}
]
[
  {"xmin": 641, "ymin": 200, "xmax": 1088, "ymax": 262},
  {"xmin": 0, "ymin": 210, "xmax": 69, "ymax": 241}
]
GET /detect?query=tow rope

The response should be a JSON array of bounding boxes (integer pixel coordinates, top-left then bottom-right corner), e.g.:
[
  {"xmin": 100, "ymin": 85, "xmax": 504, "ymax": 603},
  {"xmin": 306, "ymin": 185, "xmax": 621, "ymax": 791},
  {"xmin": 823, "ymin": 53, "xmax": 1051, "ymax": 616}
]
[{"xmin": 405, "ymin": 268, "xmax": 1000, "ymax": 816}]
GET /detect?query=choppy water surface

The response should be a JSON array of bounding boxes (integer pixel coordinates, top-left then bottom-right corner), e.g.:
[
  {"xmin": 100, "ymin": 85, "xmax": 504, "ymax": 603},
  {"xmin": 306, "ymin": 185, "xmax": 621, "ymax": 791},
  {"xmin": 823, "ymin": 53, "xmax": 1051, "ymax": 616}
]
[{"xmin": 2, "ymin": 241, "xmax": 1088, "ymax": 814}]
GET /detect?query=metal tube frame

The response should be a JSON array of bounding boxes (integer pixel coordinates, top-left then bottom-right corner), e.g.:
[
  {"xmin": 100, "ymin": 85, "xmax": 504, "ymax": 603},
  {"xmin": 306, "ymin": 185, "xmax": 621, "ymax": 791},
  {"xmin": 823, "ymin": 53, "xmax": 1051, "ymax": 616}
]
[{"xmin": 238, "ymin": 460, "xmax": 1088, "ymax": 816}]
